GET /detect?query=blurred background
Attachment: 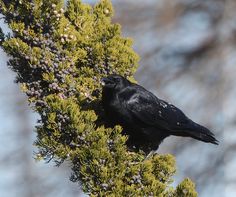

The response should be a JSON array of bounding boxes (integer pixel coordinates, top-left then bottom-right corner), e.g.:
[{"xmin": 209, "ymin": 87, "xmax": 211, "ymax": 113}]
[{"xmin": 0, "ymin": 0, "xmax": 235, "ymax": 196}]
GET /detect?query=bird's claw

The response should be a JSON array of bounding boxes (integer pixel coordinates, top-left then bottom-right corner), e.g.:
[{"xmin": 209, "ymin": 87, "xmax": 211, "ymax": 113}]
[{"xmin": 144, "ymin": 150, "xmax": 157, "ymax": 161}]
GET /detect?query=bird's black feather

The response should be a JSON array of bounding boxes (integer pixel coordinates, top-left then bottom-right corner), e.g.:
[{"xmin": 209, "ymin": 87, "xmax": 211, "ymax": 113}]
[{"xmin": 101, "ymin": 74, "xmax": 219, "ymax": 153}]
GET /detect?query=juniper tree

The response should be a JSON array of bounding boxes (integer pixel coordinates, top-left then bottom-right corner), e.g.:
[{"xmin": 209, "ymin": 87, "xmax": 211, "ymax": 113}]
[{"xmin": 0, "ymin": 0, "xmax": 198, "ymax": 196}]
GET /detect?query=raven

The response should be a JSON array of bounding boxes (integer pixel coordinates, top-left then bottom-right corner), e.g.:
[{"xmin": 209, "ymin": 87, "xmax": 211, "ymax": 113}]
[{"xmin": 101, "ymin": 74, "xmax": 218, "ymax": 154}]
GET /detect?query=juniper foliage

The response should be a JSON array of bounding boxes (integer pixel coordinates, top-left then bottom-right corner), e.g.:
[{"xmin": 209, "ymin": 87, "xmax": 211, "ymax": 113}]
[{"xmin": 0, "ymin": 0, "xmax": 197, "ymax": 196}]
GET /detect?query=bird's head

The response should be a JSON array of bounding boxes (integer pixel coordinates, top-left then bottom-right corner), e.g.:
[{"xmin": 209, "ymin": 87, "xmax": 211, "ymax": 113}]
[{"xmin": 101, "ymin": 74, "xmax": 130, "ymax": 91}]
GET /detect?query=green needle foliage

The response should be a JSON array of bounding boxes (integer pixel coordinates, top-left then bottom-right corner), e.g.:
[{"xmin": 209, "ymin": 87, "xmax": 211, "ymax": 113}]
[{"xmin": 0, "ymin": 0, "xmax": 197, "ymax": 196}]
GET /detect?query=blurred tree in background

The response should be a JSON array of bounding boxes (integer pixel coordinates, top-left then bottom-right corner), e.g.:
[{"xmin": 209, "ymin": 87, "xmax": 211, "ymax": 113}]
[
  {"xmin": 0, "ymin": 0, "xmax": 198, "ymax": 196},
  {"xmin": 112, "ymin": 0, "xmax": 229, "ymax": 196}
]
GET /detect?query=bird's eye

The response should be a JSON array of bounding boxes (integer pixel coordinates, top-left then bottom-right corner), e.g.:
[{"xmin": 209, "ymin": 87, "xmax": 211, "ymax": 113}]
[{"xmin": 114, "ymin": 77, "xmax": 120, "ymax": 82}]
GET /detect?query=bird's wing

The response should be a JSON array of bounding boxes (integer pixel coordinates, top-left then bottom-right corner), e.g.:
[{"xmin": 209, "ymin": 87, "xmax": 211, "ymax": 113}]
[
  {"xmin": 120, "ymin": 84, "xmax": 218, "ymax": 145},
  {"xmin": 124, "ymin": 85, "xmax": 189, "ymax": 131}
]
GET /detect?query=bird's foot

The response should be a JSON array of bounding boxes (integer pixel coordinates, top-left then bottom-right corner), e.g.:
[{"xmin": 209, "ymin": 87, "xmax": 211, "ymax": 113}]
[
  {"xmin": 144, "ymin": 150, "xmax": 157, "ymax": 161},
  {"xmin": 127, "ymin": 151, "xmax": 136, "ymax": 156}
]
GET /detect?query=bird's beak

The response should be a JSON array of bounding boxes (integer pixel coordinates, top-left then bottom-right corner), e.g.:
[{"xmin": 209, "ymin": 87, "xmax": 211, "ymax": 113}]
[
  {"xmin": 101, "ymin": 77, "xmax": 112, "ymax": 86},
  {"xmin": 101, "ymin": 77, "xmax": 106, "ymax": 86}
]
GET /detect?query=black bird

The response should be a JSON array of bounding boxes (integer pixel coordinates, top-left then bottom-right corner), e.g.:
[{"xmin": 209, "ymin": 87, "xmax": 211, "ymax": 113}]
[{"xmin": 101, "ymin": 74, "xmax": 218, "ymax": 154}]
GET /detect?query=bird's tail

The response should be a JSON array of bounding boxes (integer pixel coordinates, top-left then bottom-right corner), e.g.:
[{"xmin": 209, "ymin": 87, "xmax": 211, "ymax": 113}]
[
  {"xmin": 188, "ymin": 121, "xmax": 219, "ymax": 145},
  {"xmin": 177, "ymin": 120, "xmax": 219, "ymax": 145}
]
